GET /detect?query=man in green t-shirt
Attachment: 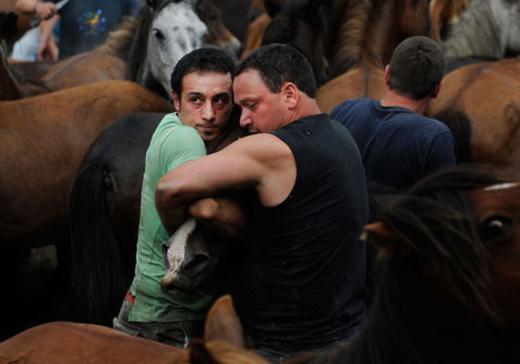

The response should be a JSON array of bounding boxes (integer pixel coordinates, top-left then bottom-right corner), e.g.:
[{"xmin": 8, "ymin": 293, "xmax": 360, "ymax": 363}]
[{"xmin": 113, "ymin": 47, "xmax": 238, "ymax": 347}]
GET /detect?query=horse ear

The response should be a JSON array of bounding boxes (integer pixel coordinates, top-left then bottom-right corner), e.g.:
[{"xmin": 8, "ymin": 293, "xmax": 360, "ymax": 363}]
[
  {"xmin": 362, "ymin": 222, "xmax": 400, "ymax": 258},
  {"xmin": 204, "ymin": 295, "xmax": 245, "ymax": 348}
]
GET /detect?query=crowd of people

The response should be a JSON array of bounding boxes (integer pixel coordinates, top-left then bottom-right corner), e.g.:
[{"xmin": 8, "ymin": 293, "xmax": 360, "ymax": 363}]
[{"xmin": 108, "ymin": 36, "xmax": 456, "ymax": 362}]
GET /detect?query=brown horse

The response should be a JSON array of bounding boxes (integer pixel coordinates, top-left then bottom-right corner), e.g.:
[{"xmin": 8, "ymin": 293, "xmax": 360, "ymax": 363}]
[
  {"xmin": 427, "ymin": 58, "xmax": 520, "ymax": 169},
  {"xmin": 0, "ymin": 81, "xmax": 170, "ymax": 249},
  {"xmin": 0, "ymin": 81, "xmax": 170, "ymax": 340},
  {"xmin": 262, "ymin": 0, "xmax": 431, "ymax": 112},
  {"xmin": 0, "ymin": 295, "xmax": 269, "ymax": 364}
]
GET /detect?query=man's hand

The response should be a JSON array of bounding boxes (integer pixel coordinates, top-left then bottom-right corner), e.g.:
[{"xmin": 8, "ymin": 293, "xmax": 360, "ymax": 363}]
[
  {"xmin": 189, "ymin": 198, "xmax": 247, "ymax": 237},
  {"xmin": 34, "ymin": 2, "xmax": 57, "ymax": 20},
  {"xmin": 37, "ymin": 33, "xmax": 58, "ymax": 61}
]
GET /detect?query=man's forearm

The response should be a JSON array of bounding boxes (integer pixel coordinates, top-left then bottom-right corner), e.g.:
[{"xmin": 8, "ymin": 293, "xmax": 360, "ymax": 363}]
[{"xmin": 155, "ymin": 180, "xmax": 204, "ymax": 235}]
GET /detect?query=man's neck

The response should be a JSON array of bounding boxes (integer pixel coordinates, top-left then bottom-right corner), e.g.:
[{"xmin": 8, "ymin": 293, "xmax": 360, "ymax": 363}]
[
  {"xmin": 380, "ymin": 90, "xmax": 430, "ymax": 115},
  {"xmin": 286, "ymin": 98, "xmax": 322, "ymax": 125}
]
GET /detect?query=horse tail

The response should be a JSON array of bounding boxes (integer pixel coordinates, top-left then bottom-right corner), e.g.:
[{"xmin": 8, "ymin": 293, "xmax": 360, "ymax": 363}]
[
  {"xmin": 63, "ymin": 151, "xmax": 128, "ymax": 325},
  {"xmin": 433, "ymin": 109, "xmax": 472, "ymax": 164}
]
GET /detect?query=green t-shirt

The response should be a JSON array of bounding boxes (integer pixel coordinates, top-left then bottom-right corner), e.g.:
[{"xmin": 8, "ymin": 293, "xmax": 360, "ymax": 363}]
[{"xmin": 129, "ymin": 113, "xmax": 210, "ymax": 322}]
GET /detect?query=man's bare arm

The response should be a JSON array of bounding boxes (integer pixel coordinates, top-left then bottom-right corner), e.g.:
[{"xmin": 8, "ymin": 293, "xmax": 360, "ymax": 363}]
[{"xmin": 155, "ymin": 133, "xmax": 295, "ymax": 235}]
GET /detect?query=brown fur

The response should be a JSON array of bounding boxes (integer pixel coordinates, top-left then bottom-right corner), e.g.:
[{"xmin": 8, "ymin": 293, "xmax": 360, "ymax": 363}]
[
  {"xmin": 0, "ymin": 80, "xmax": 171, "ymax": 246},
  {"xmin": 428, "ymin": 58, "xmax": 520, "ymax": 169},
  {"xmin": 0, "ymin": 296, "xmax": 268, "ymax": 364},
  {"xmin": 241, "ymin": 13, "xmax": 271, "ymax": 60}
]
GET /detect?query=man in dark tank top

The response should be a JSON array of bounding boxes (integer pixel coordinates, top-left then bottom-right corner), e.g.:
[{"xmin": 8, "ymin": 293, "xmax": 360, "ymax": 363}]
[{"xmin": 155, "ymin": 44, "xmax": 369, "ymax": 362}]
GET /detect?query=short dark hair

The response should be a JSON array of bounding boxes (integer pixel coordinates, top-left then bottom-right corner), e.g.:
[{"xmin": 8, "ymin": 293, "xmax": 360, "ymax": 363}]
[
  {"xmin": 235, "ymin": 43, "xmax": 317, "ymax": 98},
  {"xmin": 170, "ymin": 47, "xmax": 236, "ymax": 97},
  {"xmin": 388, "ymin": 36, "xmax": 445, "ymax": 100}
]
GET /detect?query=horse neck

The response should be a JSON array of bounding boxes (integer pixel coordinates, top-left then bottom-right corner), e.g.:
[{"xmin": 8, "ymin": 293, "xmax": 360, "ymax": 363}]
[
  {"xmin": 328, "ymin": 0, "xmax": 371, "ymax": 77},
  {"xmin": 443, "ymin": 0, "xmax": 503, "ymax": 59},
  {"xmin": 95, "ymin": 16, "xmax": 138, "ymax": 60},
  {"xmin": 126, "ymin": 6, "xmax": 152, "ymax": 85},
  {"xmin": 342, "ymin": 257, "xmax": 511, "ymax": 364},
  {"xmin": 361, "ymin": 0, "xmax": 410, "ymax": 68},
  {"xmin": 0, "ymin": 53, "xmax": 22, "ymax": 100},
  {"xmin": 331, "ymin": 0, "xmax": 406, "ymax": 76}
]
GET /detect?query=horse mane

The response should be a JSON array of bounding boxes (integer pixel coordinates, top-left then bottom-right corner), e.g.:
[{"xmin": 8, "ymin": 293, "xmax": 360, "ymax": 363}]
[
  {"xmin": 331, "ymin": 0, "xmax": 371, "ymax": 77},
  {"xmin": 379, "ymin": 165, "xmax": 514, "ymax": 323},
  {"xmin": 442, "ymin": 0, "xmax": 502, "ymax": 59},
  {"xmin": 126, "ymin": 3, "xmax": 154, "ymax": 85},
  {"xmin": 95, "ymin": 16, "xmax": 138, "ymax": 60}
]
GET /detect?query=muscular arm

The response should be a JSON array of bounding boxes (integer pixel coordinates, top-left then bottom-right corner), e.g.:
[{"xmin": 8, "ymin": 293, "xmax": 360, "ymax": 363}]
[{"xmin": 156, "ymin": 133, "xmax": 296, "ymax": 235}]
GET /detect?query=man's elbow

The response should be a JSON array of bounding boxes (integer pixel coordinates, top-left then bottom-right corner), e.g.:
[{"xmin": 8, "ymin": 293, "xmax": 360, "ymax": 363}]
[{"xmin": 155, "ymin": 177, "xmax": 182, "ymax": 210}]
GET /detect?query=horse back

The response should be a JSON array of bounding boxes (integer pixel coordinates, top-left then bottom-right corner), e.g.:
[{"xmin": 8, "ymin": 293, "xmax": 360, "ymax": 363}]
[{"xmin": 0, "ymin": 322, "xmax": 188, "ymax": 364}]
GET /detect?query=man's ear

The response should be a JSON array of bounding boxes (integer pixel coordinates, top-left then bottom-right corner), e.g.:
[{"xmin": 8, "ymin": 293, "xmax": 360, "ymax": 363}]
[
  {"xmin": 281, "ymin": 82, "xmax": 298, "ymax": 109},
  {"xmin": 384, "ymin": 65, "xmax": 391, "ymax": 86},
  {"xmin": 172, "ymin": 92, "xmax": 181, "ymax": 112}
]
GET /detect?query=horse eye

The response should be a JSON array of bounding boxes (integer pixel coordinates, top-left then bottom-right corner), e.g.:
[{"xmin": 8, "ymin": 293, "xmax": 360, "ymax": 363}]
[
  {"xmin": 478, "ymin": 216, "xmax": 512, "ymax": 243},
  {"xmin": 153, "ymin": 29, "xmax": 165, "ymax": 41}
]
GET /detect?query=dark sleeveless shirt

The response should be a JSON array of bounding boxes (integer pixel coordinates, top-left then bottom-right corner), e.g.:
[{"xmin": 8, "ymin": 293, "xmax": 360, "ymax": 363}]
[{"xmin": 239, "ymin": 113, "xmax": 369, "ymax": 355}]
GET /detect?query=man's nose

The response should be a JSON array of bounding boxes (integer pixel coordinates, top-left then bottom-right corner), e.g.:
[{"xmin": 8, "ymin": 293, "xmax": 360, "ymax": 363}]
[
  {"xmin": 201, "ymin": 102, "xmax": 215, "ymax": 121},
  {"xmin": 239, "ymin": 110, "xmax": 251, "ymax": 127}
]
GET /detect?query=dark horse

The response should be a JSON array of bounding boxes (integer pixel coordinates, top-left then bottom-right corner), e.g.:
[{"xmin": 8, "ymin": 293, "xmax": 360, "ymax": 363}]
[
  {"xmin": 64, "ymin": 111, "xmax": 245, "ymax": 325},
  {"xmin": 281, "ymin": 165, "xmax": 520, "ymax": 363}
]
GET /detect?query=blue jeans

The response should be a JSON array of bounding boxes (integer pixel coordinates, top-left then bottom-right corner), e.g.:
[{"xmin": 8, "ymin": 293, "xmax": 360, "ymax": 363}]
[{"xmin": 112, "ymin": 294, "xmax": 204, "ymax": 348}]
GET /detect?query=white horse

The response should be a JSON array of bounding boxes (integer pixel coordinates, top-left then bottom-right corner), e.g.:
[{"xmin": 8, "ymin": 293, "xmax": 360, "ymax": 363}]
[
  {"xmin": 442, "ymin": 0, "xmax": 520, "ymax": 59},
  {"xmin": 128, "ymin": 0, "xmax": 241, "ymax": 97}
]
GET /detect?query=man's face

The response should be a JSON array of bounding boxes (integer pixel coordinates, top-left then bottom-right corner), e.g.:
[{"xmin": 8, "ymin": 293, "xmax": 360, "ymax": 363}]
[
  {"xmin": 173, "ymin": 71, "xmax": 233, "ymax": 142},
  {"xmin": 233, "ymin": 69, "xmax": 286, "ymax": 133}
]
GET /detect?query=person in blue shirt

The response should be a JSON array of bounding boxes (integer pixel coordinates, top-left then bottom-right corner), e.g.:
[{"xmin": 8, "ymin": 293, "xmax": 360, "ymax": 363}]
[
  {"xmin": 37, "ymin": 0, "xmax": 141, "ymax": 60},
  {"xmin": 331, "ymin": 36, "xmax": 456, "ymax": 194}
]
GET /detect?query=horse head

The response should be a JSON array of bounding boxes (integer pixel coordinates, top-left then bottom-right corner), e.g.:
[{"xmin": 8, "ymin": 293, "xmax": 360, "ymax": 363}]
[
  {"xmin": 364, "ymin": 165, "xmax": 520, "ymax": 327},
  {"xmin": 136, "ymin": 0, "xmax": 240, "ymax": 97},
  {"xmin": 161, "ymin": 218, "xmax": 219, "ymax": 292},
  {"xmin": 146, "ymin": 0, "xmax": 208, "ymax": 96}
]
